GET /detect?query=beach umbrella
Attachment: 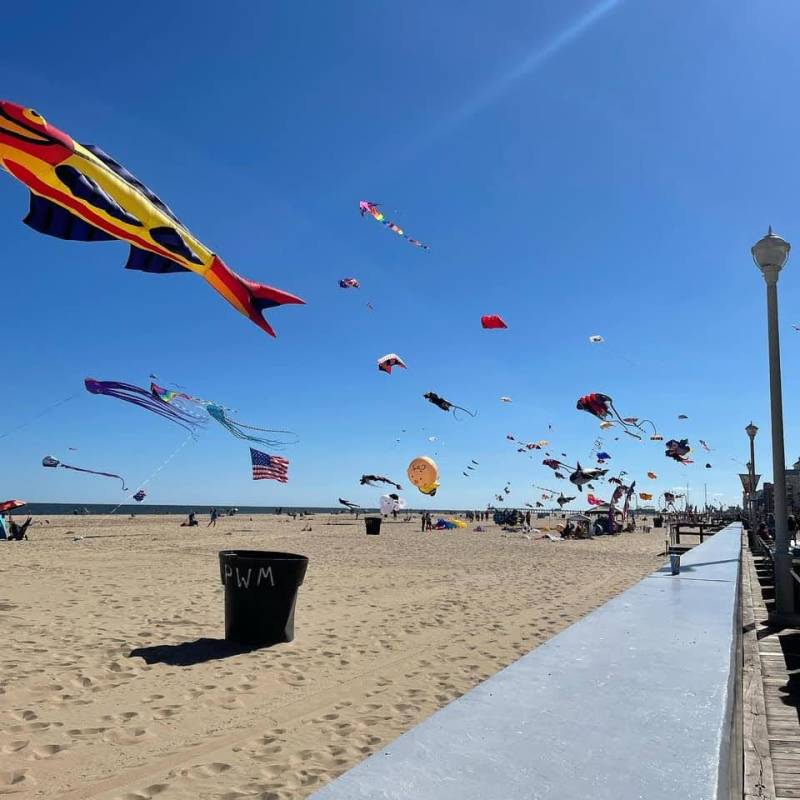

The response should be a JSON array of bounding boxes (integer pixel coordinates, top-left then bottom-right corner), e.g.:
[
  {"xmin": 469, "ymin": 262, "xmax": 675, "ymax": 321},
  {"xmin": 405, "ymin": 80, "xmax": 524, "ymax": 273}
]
[{"xmin": 0, "ymin": 499, "xmax": 26, "ymax": 513}]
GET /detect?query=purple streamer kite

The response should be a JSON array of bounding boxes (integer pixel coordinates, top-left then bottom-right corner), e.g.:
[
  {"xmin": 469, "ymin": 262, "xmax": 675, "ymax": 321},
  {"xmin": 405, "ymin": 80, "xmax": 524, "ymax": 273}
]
[
  {"xmin": 84, "ymin": 378, "xmax": 205, "ymax": 433},
  {"xmin": 42, "ymin": 454, "xmax": 127, "ymax": 490}
]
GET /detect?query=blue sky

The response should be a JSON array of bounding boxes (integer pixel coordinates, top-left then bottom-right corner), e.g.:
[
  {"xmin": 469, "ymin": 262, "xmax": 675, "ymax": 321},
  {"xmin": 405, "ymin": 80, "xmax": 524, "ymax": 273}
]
[{"xmin": 1, "ymin": 0, "xmax": 799, "ymax": 509}]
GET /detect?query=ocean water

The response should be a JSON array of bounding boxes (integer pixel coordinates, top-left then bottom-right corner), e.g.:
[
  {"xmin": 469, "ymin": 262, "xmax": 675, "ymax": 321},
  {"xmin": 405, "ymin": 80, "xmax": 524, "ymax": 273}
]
[
  {"xmin": 15, "ymin": 503, "xmax": 347, "ymax": 517},
  {"xmin": 12, "ymin": 503, "xmax": 506, "ymax": 517}
]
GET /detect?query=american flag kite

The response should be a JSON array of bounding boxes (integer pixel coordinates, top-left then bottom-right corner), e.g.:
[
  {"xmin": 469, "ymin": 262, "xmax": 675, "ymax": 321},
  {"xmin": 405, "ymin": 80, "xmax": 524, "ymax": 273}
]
[{"xmin": 250, "ymin": 448, "xmax": 289, "ymax": 483}]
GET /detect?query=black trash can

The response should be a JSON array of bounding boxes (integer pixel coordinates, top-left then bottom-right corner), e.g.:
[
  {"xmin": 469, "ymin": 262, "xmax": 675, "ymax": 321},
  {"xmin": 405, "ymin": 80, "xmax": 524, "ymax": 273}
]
[
  {"xmin": 219, "ymin": 550, "xmax": 309, "ymax": 647},
  {"xmin": 365, "ymin": 516, "xmax": 382, "ymax": 535}
]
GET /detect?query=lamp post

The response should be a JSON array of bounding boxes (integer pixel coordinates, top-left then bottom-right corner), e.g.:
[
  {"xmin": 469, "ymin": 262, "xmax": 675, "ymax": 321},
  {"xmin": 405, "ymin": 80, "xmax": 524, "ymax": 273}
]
[
  {"xmin": 752, "ymin": 227, "xmax": 793, "ymax": 619},
  {"xmin": 746, "ymin": 422, "xmax": 758, "ymax": 535}
]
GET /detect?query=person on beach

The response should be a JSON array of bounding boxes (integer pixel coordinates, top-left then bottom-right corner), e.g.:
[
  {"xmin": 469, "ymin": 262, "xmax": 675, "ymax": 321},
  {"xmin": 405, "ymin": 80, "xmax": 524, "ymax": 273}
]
[
  {"xmin": 208, "ymin": 508, "xmax": 218, "ymax": 527},
  {"xmin": 8, "ymin": 516, "xmax": 32, "ymax": 541}
]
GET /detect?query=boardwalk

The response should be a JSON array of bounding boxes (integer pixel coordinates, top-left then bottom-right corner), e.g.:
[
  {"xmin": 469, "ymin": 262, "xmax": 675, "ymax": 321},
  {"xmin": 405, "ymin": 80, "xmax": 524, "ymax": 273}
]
[{"xmin": 745, "ymin": 544, "xmax": 800, "ymax": 799}]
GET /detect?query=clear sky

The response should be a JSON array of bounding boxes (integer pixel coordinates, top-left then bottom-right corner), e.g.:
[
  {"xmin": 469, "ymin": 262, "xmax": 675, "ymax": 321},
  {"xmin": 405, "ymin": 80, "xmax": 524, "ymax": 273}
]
[{"xmin": 1, "ymin": 0, "xmax": 799, "ymax": 509}]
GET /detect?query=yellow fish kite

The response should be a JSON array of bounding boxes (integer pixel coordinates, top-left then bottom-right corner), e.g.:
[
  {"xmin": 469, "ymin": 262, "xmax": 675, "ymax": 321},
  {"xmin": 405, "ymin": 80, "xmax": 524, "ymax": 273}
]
[{"xmin": 0, "ymin": 101, "xmax": 304, "ymax": 336}]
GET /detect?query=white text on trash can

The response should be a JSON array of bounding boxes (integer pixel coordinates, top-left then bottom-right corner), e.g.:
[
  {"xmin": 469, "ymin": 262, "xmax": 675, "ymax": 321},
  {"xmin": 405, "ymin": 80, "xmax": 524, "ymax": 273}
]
[{"xmin": 223, "ymin": 565, "xmax": 276, "ymax": 588}]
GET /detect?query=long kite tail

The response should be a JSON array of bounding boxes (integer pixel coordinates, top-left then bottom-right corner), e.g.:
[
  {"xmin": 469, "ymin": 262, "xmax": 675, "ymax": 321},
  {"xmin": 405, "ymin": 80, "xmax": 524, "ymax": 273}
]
[
  {"xmin": 59, "ymin": 462, "xmax": 127, "ymax": 491},
  {"xmin": 608, "ymin": 402, "xmax": 643, "ymax": 439},
  {"xmin": 452, "ymin": 405, "xmax": 477, "ymax": 420},
  {"xmin": 637, "ymin": 418, "xmax": 659, "ymax": 437},
  {"xmin": 85, "ymin": 379, "xmax": 204, "ymax": 435},
  {"xmin": 227, "ymin": 419, "xmax": 300, "ymax": 446},
  {"xmin": 206, "ymin": 405, "xmax": 298, "ymax": 449}
]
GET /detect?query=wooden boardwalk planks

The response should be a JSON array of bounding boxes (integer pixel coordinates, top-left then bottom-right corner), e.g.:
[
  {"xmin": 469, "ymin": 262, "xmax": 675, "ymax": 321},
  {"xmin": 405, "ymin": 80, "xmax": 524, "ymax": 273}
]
[
  {"xmin": 745, "ymin": 546, "xmax": 800, "ymax": 800},
  {"xmin": 745, "ymin": 547, "xmax": 777, "ymax": 799}
]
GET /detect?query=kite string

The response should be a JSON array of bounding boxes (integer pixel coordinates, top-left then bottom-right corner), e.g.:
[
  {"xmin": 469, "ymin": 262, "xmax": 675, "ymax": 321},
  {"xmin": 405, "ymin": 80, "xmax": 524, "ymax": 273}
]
[
  {"xmin": 74, "ymin": 432, "xmax": 198, "ymax": 534},
  {"xmin": 0, "ymin": 392, "xmax": 80, "ymax": 441}
]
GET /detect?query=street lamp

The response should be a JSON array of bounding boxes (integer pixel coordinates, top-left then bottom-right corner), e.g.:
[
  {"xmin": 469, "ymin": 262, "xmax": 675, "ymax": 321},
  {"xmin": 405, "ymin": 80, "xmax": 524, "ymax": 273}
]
[
  {"xmin": 746, "ymin": 422, "xmax": 758, "ymax": 535},
  {"xmin": 752, "ymin": 227, "xmax": 793, "ymax": 619}
]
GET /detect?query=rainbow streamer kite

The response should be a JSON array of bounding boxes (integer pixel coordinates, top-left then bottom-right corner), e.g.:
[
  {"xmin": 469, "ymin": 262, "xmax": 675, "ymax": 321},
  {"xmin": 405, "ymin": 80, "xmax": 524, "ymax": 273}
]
[{"xmin": 359, "ymin": 201, "xmax": 429, "ymax": 249}]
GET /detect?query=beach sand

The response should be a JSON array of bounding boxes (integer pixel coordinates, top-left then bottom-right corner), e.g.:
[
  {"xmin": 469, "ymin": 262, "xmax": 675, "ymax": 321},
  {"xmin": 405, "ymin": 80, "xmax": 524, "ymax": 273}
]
[{"xmin": 0, "ymin": 513, "xmax": 664, "ymax": 799}]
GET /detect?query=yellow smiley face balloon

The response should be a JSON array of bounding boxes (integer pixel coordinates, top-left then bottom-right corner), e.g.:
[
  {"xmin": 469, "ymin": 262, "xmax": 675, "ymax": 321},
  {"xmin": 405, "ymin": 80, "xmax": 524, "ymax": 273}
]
[{"xmin": 407, "ymin": 456, "xmax": 439, "ymax": 496}]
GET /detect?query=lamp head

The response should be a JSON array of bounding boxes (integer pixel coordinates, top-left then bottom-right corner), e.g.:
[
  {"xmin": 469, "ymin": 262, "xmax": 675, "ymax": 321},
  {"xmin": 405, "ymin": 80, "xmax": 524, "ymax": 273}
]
[
  {"xmin": 752, "ymin": 226, "xmax": 790, "ymax": 273},
  {"xmin": 746, "ymin": 422, "xmax": 758, "ymax": 439}
]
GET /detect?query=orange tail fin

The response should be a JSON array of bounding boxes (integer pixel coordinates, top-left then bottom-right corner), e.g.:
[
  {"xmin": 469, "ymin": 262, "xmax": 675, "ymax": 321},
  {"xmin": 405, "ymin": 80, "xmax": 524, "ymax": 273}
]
[{"xmin": 205, "ymin": 257, "xmax": 304, "ymax": 336}]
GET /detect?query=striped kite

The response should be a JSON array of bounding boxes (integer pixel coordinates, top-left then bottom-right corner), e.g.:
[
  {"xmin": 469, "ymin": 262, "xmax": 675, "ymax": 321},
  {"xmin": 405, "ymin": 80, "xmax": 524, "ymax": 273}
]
[{"xmin": 0, "ymin": 101, "xmax": 304, "ymax": 336}]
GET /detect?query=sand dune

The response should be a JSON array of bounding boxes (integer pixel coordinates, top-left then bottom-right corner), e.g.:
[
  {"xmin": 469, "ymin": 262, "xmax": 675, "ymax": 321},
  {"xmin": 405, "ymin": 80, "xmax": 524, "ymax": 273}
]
[{"xmin": 0, "ymin": 513, "xmax": 664, "ymax": 798}]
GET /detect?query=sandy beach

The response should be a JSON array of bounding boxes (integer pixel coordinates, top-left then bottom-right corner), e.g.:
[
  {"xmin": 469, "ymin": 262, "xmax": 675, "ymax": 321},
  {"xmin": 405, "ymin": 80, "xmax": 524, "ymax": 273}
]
[{"xmin": 0, "ymin": 513, "xmax": 665, "ymax": 799}]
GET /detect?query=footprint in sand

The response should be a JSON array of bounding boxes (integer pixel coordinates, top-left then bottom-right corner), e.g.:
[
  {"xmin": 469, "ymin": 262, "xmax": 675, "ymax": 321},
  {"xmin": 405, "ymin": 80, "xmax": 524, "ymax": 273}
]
[
  {"xmin": 68, "ymin": 726, "xmax": 109, "ymax": 737},
  {"xmin": 30, "ymin": 744, "xmax": 66, "ymax": 759},
  {"xmin": 181, "ymin": 762, "xmax": 232, "ymax": 779},
  {"xmin": 0, "ymin": 769, "xmax": 34, "ymax": 788},
  {"xmin": 1, "ymin": 740, "xmax": 29, "ymax": 754},
  {"xmin": 101, "ymin": 711, "xmax": 139, "ymax": 724},
  {"xmin": 99, "ymin": 728, "xmax": 149, "ymax": 745}
]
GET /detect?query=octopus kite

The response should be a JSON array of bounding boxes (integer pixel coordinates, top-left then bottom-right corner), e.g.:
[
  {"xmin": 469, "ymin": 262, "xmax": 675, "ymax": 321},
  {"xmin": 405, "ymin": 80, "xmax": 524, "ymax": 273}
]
[
  {"xmin": 423, "ymin": 392, "xmax": 476, "ymax": 419},
  {"xmin": 0, "ymin": 101, "xmax": 303, "ymax": 336},
  {"xmin": 576, "ymin": 393, "xmax": 660, "ymax": 440},
  {"xmin": 205, "ymin": 404, "xmax": 299, "ymax": 449},
  {"xmin": 359, "ymin": 201, "xmax": 429, "ymax": 249},
  {"xmin": 85, "ymin": 378, "xmax": 205, "ymax": 433}
]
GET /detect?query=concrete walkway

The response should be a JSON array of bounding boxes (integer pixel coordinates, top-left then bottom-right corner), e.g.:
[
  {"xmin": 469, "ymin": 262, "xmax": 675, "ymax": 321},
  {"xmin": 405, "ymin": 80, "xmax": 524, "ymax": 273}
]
[{"xmin": 312, "ymin": 524, "xmax": 742, "ymax": 800}]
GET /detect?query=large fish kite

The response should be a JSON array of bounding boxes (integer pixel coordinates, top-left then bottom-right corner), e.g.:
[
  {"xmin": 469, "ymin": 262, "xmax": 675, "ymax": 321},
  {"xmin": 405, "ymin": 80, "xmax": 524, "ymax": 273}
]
[{"xmin": 0, "ymin": 101, "xmax": 304, "ymax": 336}]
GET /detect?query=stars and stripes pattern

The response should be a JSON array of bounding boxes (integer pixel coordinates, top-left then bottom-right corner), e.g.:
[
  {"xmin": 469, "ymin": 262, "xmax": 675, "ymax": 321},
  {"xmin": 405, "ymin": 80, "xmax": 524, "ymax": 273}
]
[{"xmin": 250, "ymin": 448, "xmax": 289, "ymax": 483}]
